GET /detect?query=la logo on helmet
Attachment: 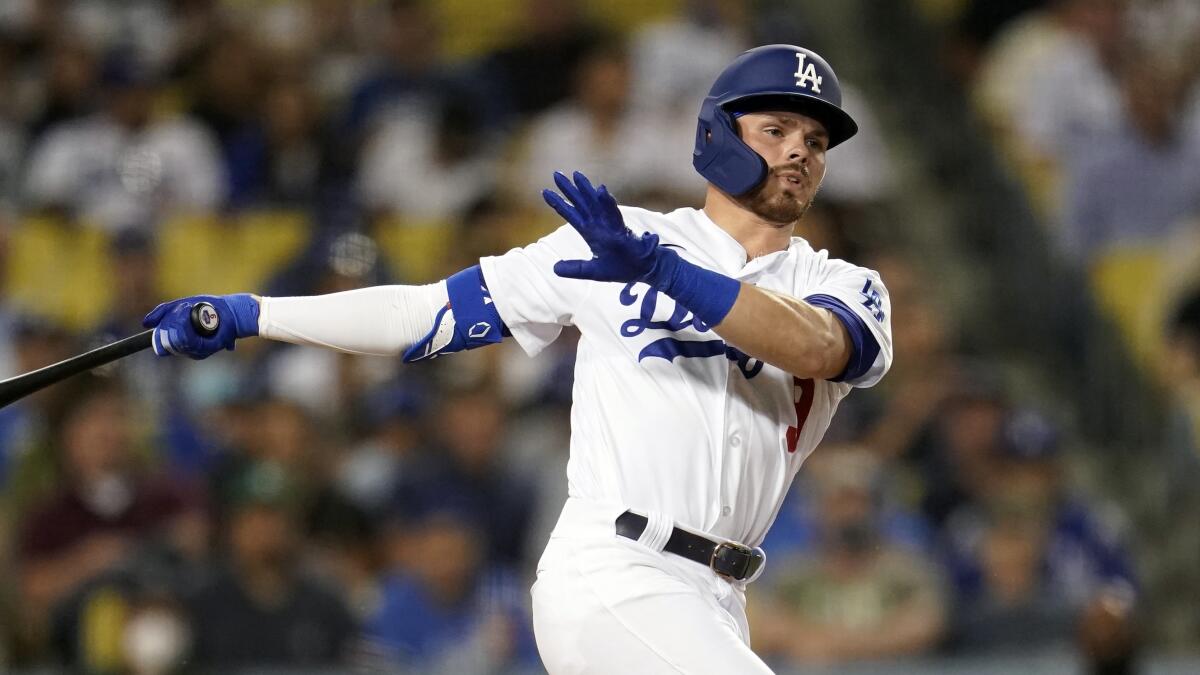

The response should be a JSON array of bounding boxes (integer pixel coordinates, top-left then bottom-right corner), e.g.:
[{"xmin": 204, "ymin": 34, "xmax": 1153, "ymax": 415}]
[{"xmin": 793, "ymin": 53, "xmax": 823, "ymax": 93}]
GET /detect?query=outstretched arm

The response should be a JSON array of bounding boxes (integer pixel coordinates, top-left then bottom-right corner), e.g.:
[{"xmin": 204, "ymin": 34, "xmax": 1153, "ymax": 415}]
[
  {"xmin": 544, "ymin": 171, "xmax": 853, "ymax": 381},
  {"xmin": 142, "ymin": 267, "xmax": 506, "ymax": 361}
]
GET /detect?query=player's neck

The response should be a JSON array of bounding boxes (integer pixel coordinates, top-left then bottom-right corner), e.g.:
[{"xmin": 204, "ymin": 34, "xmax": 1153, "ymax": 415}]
[{"xmin": 702, "ymin": 186, "xmax": 795, "ymax": 260}]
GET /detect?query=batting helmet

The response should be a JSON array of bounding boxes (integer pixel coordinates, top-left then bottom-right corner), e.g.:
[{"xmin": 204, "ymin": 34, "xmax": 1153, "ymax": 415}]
[{"xmin": 693, "ymin": 44, "xmax": 859, "ymax": 196}]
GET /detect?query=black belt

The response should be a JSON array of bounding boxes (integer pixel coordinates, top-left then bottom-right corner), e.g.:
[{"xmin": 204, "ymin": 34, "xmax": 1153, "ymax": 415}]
[{"xmin": 615, "ymin": 510, "xmax": 764, "ymax": 581}]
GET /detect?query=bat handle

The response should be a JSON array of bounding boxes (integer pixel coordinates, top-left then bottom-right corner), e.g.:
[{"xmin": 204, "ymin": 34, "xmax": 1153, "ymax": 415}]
[{"xmin": 190, "ymin": 301, "xmax": 220, "ymax": 338}]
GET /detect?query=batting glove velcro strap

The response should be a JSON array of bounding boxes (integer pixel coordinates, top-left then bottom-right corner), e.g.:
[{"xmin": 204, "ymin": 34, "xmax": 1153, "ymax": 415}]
[{"xmin": 151, "ymin": 326, "xmax": 177, "ymax": 356}]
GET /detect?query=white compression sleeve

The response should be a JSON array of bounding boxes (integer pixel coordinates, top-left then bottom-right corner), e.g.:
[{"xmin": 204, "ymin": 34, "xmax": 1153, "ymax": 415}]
[{"xmin": 257, "ymin": 283, "xmax": 449, "ymax": 356}]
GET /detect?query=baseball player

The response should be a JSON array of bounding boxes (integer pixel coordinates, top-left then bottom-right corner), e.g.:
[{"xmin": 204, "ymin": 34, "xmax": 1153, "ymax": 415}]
[{"xmin": 144, "ymin": 45, "xmax": 892, "ymax": 673}]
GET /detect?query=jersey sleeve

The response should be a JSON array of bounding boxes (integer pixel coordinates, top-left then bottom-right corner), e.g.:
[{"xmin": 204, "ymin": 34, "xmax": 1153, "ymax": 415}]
[
  {"xmin": 478, "ymin": 224, "xmax": 594, "ymax": 356},
  {"xmin": 801, "ymin": 258, "xmax": 893, "ymax": 388}
]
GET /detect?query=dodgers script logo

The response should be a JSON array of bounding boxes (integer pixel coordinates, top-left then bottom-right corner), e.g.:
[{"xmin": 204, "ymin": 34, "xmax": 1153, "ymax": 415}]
[
  {"xmin": 618, "ymin": 283, "xmax": 764, "ymax": 379},
  {"xmin": 794, "ymin": 52, "xmax": 823, "ymax": 93}
]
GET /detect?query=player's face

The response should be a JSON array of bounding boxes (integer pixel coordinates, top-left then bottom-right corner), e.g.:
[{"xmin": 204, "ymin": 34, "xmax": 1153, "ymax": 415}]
[{"xmin": 734, "ymin": 111, "xmax": 828, "ymax": 225}]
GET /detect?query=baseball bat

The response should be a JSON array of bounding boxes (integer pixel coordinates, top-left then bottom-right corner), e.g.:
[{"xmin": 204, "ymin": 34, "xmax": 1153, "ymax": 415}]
[{"xmin": 0, "ymin": 301, "xmax": 220, "ymax": 409}]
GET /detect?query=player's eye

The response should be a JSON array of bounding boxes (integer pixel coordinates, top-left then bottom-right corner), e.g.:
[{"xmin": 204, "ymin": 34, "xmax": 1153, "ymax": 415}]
[
  {"xmin": 806, "ymin": 137, "xmax": 827, "ymax": 151},
  {"xmin": 764, "ymin": 127, "xmax": 784, "ymax": 137}
]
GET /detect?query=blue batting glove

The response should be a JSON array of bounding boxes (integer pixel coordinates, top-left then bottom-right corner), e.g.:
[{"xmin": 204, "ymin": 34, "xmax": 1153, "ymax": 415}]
[
  {"xmin": 542, "ymin": 170, "xmax": 743, "ymax": 329},
  {"xmin": 543, "ymin": 171, "xmax": 663, "ymax": 283},
  {"xmin": 141, "ymin": 294, "xmax": 260, "ymax": 359}
]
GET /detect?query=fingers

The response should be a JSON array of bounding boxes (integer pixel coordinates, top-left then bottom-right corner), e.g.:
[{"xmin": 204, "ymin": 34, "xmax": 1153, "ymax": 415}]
[
  {"xmin": 570, "ymin": 172, "xmax": 608, "ymax": 223},
  {"xmin": 553, "ymin": 171, "xmax": 592, "ymax": 221},
  {"xmin": 152, "ymin": 302, "xmax": 226, "ymax": 359},
  {"xmin": 553, "ymin": 259, "xmax": 602, "ymax": 280},
  {"xmin": 573, "ymin": 171, "xmax": 599, "ymax": 200},
  {"xmin": 576, "ymin": 174, "xmax": 626, "ymax": 233},
  {"xmin": 636, "ymin": 231, "xmax": 661, "ymax": 252},
  {"xmin": 542, "ymin": 189, "xmax": 580, "ymax": 225},
  {"xmin": 595, "ymin": 184, "xmax": 622, "ymax": 222},
  {"xmin": 143, "ymin": 299, "xmax": 184, "ymax": 328}
]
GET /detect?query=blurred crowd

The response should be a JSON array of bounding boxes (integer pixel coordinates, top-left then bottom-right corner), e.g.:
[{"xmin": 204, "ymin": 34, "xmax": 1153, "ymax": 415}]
[
  {"xmin": 935, "ymin": 0, "xmax": 1200, "ymax": 468},
  {"xmin": 0, "ymin": 0, "xmax": 1169, "ymax": 673}
]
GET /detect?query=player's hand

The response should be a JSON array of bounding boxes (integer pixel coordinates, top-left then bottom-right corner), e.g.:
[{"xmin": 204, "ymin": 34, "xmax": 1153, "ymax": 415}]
[
  {"xmin": 543, "ymin": 171, "xmax": 662, "ymax": 283},
  {"xmin": 141, "ymin": 294, "xmax": 259, "ymax": 359}
]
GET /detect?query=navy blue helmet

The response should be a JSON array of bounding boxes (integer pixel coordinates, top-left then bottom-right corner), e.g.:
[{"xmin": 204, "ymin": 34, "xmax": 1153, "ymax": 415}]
[{"xmin": 693, "ymin": 45, "xmax": 859, "ymax": 196}]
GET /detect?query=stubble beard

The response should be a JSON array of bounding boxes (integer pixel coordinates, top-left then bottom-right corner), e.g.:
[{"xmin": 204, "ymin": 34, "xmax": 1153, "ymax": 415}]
[{"xmin": 737, "ymin": 175, "xmax": 819, "ymax": 227}]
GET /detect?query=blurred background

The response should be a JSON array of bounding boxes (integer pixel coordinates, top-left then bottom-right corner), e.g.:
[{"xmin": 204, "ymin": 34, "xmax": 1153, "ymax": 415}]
[{"xmin": 0, "ymin": 0, "xmax": 1196, "ymax": 673}]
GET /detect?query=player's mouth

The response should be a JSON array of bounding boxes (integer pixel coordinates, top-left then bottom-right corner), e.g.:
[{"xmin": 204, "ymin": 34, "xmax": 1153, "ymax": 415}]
[{"xmin": 775, "ymin": 172, "xmax": 807, "ymax": 188}]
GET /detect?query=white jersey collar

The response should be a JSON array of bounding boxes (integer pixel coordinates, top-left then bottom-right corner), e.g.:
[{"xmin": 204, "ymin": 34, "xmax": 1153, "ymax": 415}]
[{"xmin": 689, "ymin": 207, "xmax": 806, "ymax": 278}]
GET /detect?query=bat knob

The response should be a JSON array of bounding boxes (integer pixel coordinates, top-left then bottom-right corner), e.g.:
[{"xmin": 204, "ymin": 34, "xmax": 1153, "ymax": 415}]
[{"xmin": 190, "ymin": 302, "xmax": 220, "ymax": 338}]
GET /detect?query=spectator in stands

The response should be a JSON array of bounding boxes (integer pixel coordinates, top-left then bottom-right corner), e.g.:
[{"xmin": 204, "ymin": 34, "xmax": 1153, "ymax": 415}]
[
  {"xmin": 187, "ymin": 461, "xmax": 357, "ymax": 668},
  {"xmin": 1015, "ymin": 0, "xmax": 1129, "ymax": 164},
  {"xmin": 0, "ymin": 315, "xmax": 76, "ymax": 505},
  {"xmin": 251, "ymin": 0, "xmax": 373, "ymax": 110},
  {"xmin": 89, "ymin": 230, "xmax": 162, "ymax": 348},
  {"xmin": 158, "ymin": 0, "xmax": 227, "ymax": 82},
  {"xmin": 629, "ymin": 0, "xmax": 748, "ymax": 116},
  {"xmin": 944, "ymin": 0, "xmax": 1050, "ymax": 82},
  {"xmin": 970, "ymin": 0, "xmax": 1084, "ymax": 138},
  {"xmin": 750, "ymin": 449, "xmax": 946, "ymax": 667},
  {"xmin": 448, "ymin": 193, "xmax": 557, "ymax": 274},
  {"xmin": 183, "ymin": 29, "xmax": 263, "ymax": 166},
  {"xmin": 16, "ymin": 376, "xmax": 208, "ymax": 653},
  {"xmin": 760, "ymin": 443, "xmax": 933, "ymax": 563},
  {"xmin": 623, "ymin": 0, "xmax": 748, "ymax": 200},
  {"xmin": 0, "ymin": 41, "xmax": 26, "ymax": 214},
  {"xmin": 518, "ymin": 40, "xmax": 692, "ymax": 208},
  {"xmin": 343, "ymin": 0, "xmax": 446, "ymax": 137},
  {"xmin": 358, "ymin": 91, "xmax": 502, "ymax": 222},
  {"xmin": 1163, "ymin": 288, "xmax": 1200, "ymax": 484},
  {"xmin": 972, "ymin": 0, "xmax": 1130, "ymax": 214},
  {"xmin": 23, "ymin": 36, "xmax": 98, "ymax": 141},
  {"xmin": 1063, "ymin": 51, "xmax": 1200, "ymax": 263},
  {"xmin": 225, "ymin": 74, "xmax": 327, "ymax": 208},
  {"xmin": 42, "ymin": 533, "xmax": 202, "ymax": 673},
  {"xmin": 838, "ymin": 254, "xmax": 963, "ymax": 454},
  {"xmin": 337, "ymin": 380, "xmax": 427, "ymax": 518},
  {"xmin": 482, "ymin": 0, "xmax": 608, "ymax": 118},
  {"xmin": 948, "ymin": 501, "xmax": 1078, "ymax": 653},
  {"xmin": 23, "ymin": 50, "xmax": 224, "ymax": 232},
  {"xmin": 909, "ymin": 376, "xmax": 1011, "ymax": 530},
  {"xmin": 393, "ymin": 384, "xmax": 537, "ymax": 567},
  {"xmin": 303, "ymin": 491, "xmax": 384, "ymax": 623},
  {"xmin": 944, "ymin": 409, "xmax": 1137, "ymax": 652},
  {"xmin": 209, "ymin": 396, "xmax": 328, "ymax": 515},
  {"xmin": 366, "ymin": 508, "xmax": 538, "ymax": 672}
]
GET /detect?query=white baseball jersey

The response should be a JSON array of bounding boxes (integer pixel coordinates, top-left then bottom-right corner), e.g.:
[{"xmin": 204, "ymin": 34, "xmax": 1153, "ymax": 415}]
[{"xmin": 480, "ymin": 205, "xmax": 892, "ymax": 548}]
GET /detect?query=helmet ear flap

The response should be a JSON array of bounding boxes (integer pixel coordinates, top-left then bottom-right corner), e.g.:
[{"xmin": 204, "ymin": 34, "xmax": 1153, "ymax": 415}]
[{"xmin": 693, "ymin": 104, "xmax": 767, "ymax": 197}]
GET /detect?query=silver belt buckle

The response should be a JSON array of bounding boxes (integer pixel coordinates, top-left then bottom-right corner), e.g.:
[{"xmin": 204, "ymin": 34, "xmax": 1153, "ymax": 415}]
[{"xmin": 710, "ymin": 541, "xmax": 754, "ymax": 579}]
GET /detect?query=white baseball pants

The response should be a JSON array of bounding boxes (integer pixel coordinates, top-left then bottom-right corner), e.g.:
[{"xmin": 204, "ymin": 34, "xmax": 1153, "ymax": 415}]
[{"xmin": 530, "ymin": 498, "xmax": 775, "ymax": 674}]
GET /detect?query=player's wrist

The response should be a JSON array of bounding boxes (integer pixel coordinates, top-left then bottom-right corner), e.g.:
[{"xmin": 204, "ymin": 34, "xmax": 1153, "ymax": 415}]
[
  {"xmin": 643, "ymin": 247, "xmax": 741, "ymax": 328},
  {"xmin": 222, "ymin": 293, "xmax": 260, "ymax": 338}
]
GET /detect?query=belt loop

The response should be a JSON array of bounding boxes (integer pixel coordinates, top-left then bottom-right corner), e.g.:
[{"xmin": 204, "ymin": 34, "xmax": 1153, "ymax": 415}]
[{"xmin": 638, "ymin": 510, "xmax": 673, "ymax": 553}]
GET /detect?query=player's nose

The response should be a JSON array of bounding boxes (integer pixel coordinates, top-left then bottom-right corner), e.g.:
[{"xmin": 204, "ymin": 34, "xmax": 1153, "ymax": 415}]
[{"xmin": 786, "ymin": 137, "xmax": 812, "ymax": 163}]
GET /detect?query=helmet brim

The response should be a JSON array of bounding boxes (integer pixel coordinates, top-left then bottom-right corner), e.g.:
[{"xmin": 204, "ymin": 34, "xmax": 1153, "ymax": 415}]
[{"xmin": 724, "ymin": 92, "xmax": 859, "ymax": 149}]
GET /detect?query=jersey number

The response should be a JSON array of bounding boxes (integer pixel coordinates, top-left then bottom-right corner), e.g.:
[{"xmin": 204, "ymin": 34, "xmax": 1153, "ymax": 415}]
[{"xmin": 785, "ymin": 377, "xmax": 815, "ymax": 453}]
